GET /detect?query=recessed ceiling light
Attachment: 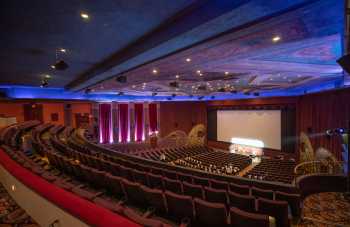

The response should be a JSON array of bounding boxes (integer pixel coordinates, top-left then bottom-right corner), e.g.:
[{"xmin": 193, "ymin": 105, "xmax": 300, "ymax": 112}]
[
  {"xmin": 50, "ymin": 65, "xmax": 56, "ymax": 69},
  {"xmin": 186, "ymin": 58, "xmax": 191, "ymax": 62},
  {"xmin": 270, "ymin": 78, "xmax": 274, "ymax": 81},
  {"xmin": 59, "ymin": 48, "xmax": 66, "ymax": 53},
  {"xmin": 152, "ymin": 69, "xmax": 158, "ymax": 74},
  {"xmin": 225, "ymin": 72, "xmax": 229, "ymax": 75},
  {"xmin": 272, "ymin": 36, "xmax": 281, "ymax": 42},
  {"xmin": 143, "ymin": 82, "xmax": 146, "ymax": 86},
  {"xmin": 196, "ymin": 70, "xmax": 201, "ymax": 74},
  {"xmin": 44, "ymin": 74, "xmax": 51, "ymax": 79},
  {"xmin": 175, "ymin": 75, "xmax": 180, "ymax": 79},
  {"xmin": 132, "ymin": 85, "xmax": 136, "ymax": 88},
  {"xmin": 80, "ymin": 12, "xmax": 89, "ymax": 19}
]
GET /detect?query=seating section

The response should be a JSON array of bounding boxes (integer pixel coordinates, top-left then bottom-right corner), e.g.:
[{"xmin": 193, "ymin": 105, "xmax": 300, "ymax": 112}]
[
  {"xmin": 138, "ymin": 145, "xmax": 212, "ymax": 162},
  {"xmin": 244, "ymin": 158, "xmax": 296, "ymax": 184},
  {"xmin": 174, "ymin": 151, "xmax": 251, "ymax": 176},
  {"xmin": 0, "ymin": 122, "xmax": 302, "ymax": 227}
]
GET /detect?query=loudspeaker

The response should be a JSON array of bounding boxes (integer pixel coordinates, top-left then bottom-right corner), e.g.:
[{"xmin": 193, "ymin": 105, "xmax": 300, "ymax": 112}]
[
  {"xmin": 169, "ymin": 81, "xmax": 178, "ymax": 88},
  {"xmin": 53, "ymin": 60, "xmax": 69, "ymax": 70},
  {"xmin": 337, "ymin": 54, "xmax": 350, "ymax": 74},
  {"xmin": 116, "ymin": 75, "xmax": 127, "ymax": 83}
]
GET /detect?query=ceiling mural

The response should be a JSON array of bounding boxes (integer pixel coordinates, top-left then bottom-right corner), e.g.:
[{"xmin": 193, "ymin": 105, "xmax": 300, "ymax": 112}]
[
  {"xmin": 0, "ymin": 0, "xmax": 346, "ymax": 101},
  {"xmin": 88, "ymin": 0, "xmax": 345, "ymax": 98}
]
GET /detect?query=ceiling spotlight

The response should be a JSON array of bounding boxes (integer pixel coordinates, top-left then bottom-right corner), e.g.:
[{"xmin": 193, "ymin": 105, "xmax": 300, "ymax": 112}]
[
  {"xmin": 186, "ymin": 58, "xmax": 191, "ymax": 62},
  {"xmin": 143, "ymin": 82, "xmax": 147, "ymax": 86},
  {"xmin": 196, "ymin": 70, "xmax": 201, "ymax": 74},
  {"xmin": 272, "ymin": 36, "xmax": 281, "ymax": 42},
  {"xmin": 80, "ymin": 12, "xmax": 89, "ymax": 19},
  {"xmin": 225, "ymin": 72, "xmax": 229, "ymax": 75},
  {"xmin": 50, "ymin": 65, "xmax": 56, "ymax": 69},
  {"xmin": 59, "ymin": 48, "xmax": 66, "ymax": 53},
  {"xmin": 152, "ymin": 69, "xmax": 158, "ymax": 74},
  {"xmin": 44, "ymin": 74, "xmax": 51, "ymax": 79},
  {"xmin": 175, "ymin": 75, "xmax": 180, "ymax": 79},
  {"xmin": 132, "ymin": 85, "xmax": 136, "ymax": 88}
]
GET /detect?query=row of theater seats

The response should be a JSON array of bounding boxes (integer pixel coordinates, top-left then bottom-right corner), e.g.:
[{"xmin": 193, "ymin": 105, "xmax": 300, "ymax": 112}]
[
  {"xmin": 173, "ymin": 151, "xmax": 251, "ymax": 176},
  {"xmin": 0, "ymin": 120, "xmax": 40, "ymax": 149},
  {"xmin": 1, "ymin": 122, "xmax": 302, "ymax": 226},
  {"xmin": 137, "ymin": 146, "xmax": 212, "ymax": 162},
  {"xmin": 244, "ymin": 159, "xmax": 296, "ymax": 184},
  {"xmin": 58, "ymin": 129, "xmax": 302, "ymax": 225}
]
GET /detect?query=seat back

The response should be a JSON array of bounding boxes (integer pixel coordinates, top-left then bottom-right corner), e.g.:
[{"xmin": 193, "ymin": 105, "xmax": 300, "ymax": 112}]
[
  {"xmin": 204, "ymin": 187, "xmax": 228, "ymax": 205},
  {"xmin": 275, "ymin": 191, "xmax": 301, "ymax": 217},
  {"xmin": 148, "ymin": 173, "xmax": 164, "ymax": 190},
  {"xmin": 194, "ymin": 198, "xmax": 228, "ymax": 227},
  {"xmin": 228, "ymin": 191, "xmax": 256, "ymax": 213},
  {"xmin": 105, "ymin": 174, "xmax": 124, "ymax": 197},
  {"xmin": 230, "ymin": 207, "xmax": 269, "ymax": 227},
  {"xmin": 210, "ymin": 179, "xmax": 228, "ymax": 191},
  {"xmin": 121, "ymin": 179, "xmax": 147, "ymax": 207},
  {"xmin": 163, "ymin": 177, "xmax": 183, "ymax": 194},
  {"xmin": 133, "ymin": 169, "xmax": 149, "ymax": 186},
  {"xmin": 141, "ymin": 185, "xmax": 167, "ymax": 216},
  {"xmin": 229, "ymin": 183, "xmax": 250, "ymax": 195},
  {"xmin": 257, "ymin": 198, "xmax": 290, "ymax": 227},
  {"xmin": 252, "ymin": 187, "xmax": 274, "ymax": 200},
  {"xmin": 165, "ymin": 190, "xmax": 194, "ymax": 222},
  {"xmin": 193, "ymin": 176, "xmax": 210, "ymax": 187},
  {"xmin": 178, "ymin": 173, "xmax": 193, "ymax": 183},
  {"xmin": 183, "ymin": 181, "xmax": 203, "ymax": 199}
]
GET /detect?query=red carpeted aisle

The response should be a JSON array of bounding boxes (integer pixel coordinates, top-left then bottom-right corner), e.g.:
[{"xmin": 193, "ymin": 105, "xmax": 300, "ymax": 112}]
[{"xmin": 0, "ymin": 148, "xmax": 140, "ymax": 227}]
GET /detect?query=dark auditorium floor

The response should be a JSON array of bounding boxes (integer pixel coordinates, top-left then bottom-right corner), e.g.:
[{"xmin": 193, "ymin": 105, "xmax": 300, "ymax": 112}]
[
  {"xmin": 297, "ymin": 192, "xmax": 350, "ymax": 227},
  {"xmin": 0, "ymin": 183, "xmax": 39, "ymax": 227}
]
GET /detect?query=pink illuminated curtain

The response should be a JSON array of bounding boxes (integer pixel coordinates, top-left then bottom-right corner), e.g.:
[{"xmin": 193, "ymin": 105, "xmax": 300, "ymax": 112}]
[
  {"xmin": 149, "ymin": 103, "xmax": 157, "ymax": 132},
  {"xmin": 99, "ymin": 103, "xmax": 112, "ymax": 144},
  {"xmin": 119, "ymin": 104, "xmax": 129, "ymax": 142},
  {"xmin": 134, "ymin": 104, "xmax": 144, "ymax": 141}
]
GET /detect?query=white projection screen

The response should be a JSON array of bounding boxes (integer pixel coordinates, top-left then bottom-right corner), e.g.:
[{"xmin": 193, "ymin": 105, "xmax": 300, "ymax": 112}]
[{"xmin": 217, "ymin": 110, "xmax": 281, "ymax": 150}]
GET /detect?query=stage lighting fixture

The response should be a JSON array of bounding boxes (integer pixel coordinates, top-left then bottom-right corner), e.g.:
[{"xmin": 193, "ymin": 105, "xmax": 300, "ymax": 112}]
[{"xmin": 40, "ymin": 80, "xmax": 48, "ymax": 88}]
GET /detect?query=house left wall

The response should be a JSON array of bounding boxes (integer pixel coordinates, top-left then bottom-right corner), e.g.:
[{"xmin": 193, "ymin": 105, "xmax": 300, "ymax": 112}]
[{"xmin": 0, "ymin": 100, "xmax": 92, "ymax": 128}]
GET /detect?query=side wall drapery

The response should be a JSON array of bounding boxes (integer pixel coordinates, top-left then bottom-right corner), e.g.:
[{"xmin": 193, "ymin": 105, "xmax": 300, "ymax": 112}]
[
  {"xmin": 134, "ymin": 104, "xmax": 144, "ymax": 142},
  {"xmin": 99, "ymin": 103, "xmax": 112, "ymax": 144},
  {"xmin": 119, "ymin": 104, "xmax": 129, "ymax": 142},
  {"xmin": 149, "ymin": 103, "xmax": 157, "ymax": 133}
]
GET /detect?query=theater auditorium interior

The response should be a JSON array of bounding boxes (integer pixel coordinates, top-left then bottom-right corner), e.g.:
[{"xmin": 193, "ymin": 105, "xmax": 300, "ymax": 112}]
[{"xmin": 0, "ymin": 0, "xmax": 350, "ymax": 227}]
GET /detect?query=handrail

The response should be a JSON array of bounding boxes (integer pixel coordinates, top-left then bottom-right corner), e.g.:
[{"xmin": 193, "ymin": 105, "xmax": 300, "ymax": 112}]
[{"xmin": 294, "ymin": 160, "xmax": 344, "ymax": 176}]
